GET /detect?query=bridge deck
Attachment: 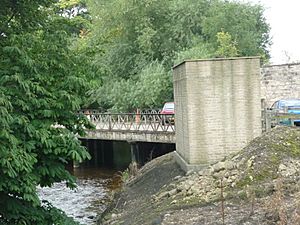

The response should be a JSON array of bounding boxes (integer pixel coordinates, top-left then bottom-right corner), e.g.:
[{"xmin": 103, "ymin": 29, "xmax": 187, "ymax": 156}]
[{"xmin": 80, "ymin": 112, "xmax": 176, "ymax": 143}]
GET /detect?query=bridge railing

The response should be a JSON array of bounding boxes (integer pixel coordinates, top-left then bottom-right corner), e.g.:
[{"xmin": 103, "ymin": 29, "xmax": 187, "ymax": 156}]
[{"xmin": 79, "ymin": 111, "xmax": 175, "ymax": 132}]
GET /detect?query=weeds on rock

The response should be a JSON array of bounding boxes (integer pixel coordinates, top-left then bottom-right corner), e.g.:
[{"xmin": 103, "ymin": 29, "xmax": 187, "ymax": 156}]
[
  {"xmin": 115, "ymin": 161, "xmax": 140, "ymax": 186},
  {"xmin": 220, "ymin": 178, "xmax": 225, "ymax": 225},
  {"xmin": 290, "ymin": 209, "xmax": 300, "ymax": 225},
  {"xmin": 264, "ymin": 178, "xmax": 288, "ymax": 225},
  {"xmin": 246, "ymin": 185, "xmax": 256, "ymax": 216},
  {"xmin": 290, "ymin": 192, "xmax": 300, "ymax": 225},
  {"xmin": 128, "ymin": 161, "xmax": 139, "ymax": 177}
]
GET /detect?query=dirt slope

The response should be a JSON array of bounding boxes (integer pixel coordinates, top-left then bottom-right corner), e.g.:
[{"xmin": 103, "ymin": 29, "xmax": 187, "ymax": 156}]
[{"xmin": 99, "ymin": 127, "xmax": 300, "ymax": 225}]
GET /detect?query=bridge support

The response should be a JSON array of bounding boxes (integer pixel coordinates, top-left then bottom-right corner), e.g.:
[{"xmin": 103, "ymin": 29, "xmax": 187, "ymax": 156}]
[
  {"xmin": 129, "ymin": 142, "xmax": 139, "ymax": 164},
  {"xmin": 173, "ymin": 57, "xmax": 262, "ymax": 171}
]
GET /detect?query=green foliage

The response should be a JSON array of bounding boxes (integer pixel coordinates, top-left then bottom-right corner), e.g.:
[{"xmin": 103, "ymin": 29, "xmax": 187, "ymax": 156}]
[
  {"xmin": 215, "ymin": 31, "xmax": 239, "ymax": 58},
  {"xmin": 174, "ymin": 39, "xmax": 214, "ymax": 65},
  {"xmin": 0, "ymin": 0, "xmax": 93, "ymax": 224},
  {"xmin": 132, "ymin": 62, "xmax": 173, "ymax": 109},
  {"xmin": 202, "ymin": 1, "xmax": 270, "ymax": 58},
  {"xmin": 119, "ymin": 161, "xmax": 139, "ymax": 184},
  {"xmin": 0, "ymin": 0, "xmax": 53, "ymax": 38},
  {"xmin": 94, "ymin": 77, "xmax": 133, "ymax": 112},
  {"xmin": 120, "ymin": 169, "xmax": 130, "ymax": 183},
  {"xmin": 94, "ymin": 61, "xmax": 173, "ymax": 112},
  {"xmin": 0, "ymin": 199, "xmax": 80, "ymax": 225},
  {"xmin": 87, "ymin": 0, "xmax": 271, "ymax": 111}
]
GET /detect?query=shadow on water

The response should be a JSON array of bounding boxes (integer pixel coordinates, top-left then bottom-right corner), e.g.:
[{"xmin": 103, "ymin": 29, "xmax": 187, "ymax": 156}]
[
  {"xmin": 70, "ymin": 166, "xmax": 123, "ymax": 191},
  {"xmin": 79, "ymin": 139, "xmax": 175, "ymax": 169}
]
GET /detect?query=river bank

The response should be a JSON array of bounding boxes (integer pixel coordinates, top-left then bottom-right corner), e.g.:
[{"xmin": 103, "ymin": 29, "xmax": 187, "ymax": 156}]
[{"xmin": 98, "ymin": 126, "xmax": 300, "ymax": 225}]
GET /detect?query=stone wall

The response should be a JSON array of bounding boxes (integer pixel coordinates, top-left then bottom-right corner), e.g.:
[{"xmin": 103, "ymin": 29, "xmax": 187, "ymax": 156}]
[
  {"xmin": 173, "ymin": 57, "xmax": 262, "ymax": 169},
  {"xmin": 261, "ymin": 63, "xmax": 300, "ymax": 107}
]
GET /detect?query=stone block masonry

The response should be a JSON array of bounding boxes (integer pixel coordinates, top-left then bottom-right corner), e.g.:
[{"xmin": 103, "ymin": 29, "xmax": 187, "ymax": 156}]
[
  {"xmin": 261, "ymin": 63, "xmax": 300, "ymax": 107},
  {"xmin": 173, "ymin": 57, "xmax": 262, "ymax": 170}
]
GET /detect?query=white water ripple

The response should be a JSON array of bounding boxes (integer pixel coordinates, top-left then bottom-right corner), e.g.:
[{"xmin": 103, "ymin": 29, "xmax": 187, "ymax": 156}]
[{"xmin": 38, "ymin": 178, "xmax": 109, "ymax": 225}]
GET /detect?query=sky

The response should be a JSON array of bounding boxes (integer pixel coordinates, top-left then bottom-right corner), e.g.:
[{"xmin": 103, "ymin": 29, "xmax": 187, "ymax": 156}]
[{"xmin": 243, "ymin": 0, "xmax": 300, "ymax": 64}]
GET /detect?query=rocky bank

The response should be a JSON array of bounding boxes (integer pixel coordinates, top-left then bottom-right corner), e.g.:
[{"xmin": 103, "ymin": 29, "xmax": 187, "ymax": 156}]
[{"xmin": 98, "ymin": 126, "xmax": 300, "ymax": 225}]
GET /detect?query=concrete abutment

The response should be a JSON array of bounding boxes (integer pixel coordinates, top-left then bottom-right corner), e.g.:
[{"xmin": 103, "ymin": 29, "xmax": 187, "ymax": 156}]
[{"xmin": 173, "ymin": 57, "xmax": 262, "ymax": 171}]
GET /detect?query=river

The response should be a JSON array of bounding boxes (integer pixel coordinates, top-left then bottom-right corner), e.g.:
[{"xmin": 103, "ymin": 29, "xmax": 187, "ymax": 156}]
[{"xmin": 38, "ymin": 167, "xmax": 121, "ymax": 225}]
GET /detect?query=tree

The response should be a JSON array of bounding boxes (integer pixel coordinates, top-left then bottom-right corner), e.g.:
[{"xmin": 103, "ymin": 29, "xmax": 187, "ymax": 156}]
[
  {"xmin": 215, "ymin": 31, "xmax": 239, "ymax": 58},
  {"xmin": 86, "ymin": 0, "xmax": 271, "ymax": 111},
  {"xmin": 174, "ymin": 38, "xmax": 214, "ymax": 65},
  {"xmin": 201, "ymin": 1, "xmax": 270, "ymax": 59},
  {"xmin": 0, "ymin": 1, "xmax": 92, "ymax": 224}
]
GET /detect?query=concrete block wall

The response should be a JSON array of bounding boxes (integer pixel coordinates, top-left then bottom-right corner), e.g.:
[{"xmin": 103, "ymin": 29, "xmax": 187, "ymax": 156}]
[
  {"xmin": 173, "ymin": 57, "xmax": 262, "ymax": 166},
  {"xmin": 261, "ymin": 63, "xmax": 300, "ymax": 107}
]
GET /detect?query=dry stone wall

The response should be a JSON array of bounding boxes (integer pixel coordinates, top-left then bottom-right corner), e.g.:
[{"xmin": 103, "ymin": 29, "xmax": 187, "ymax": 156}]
[{"xmin": 261, "ymin": 63, "xmax": 300, "ymax": 107}]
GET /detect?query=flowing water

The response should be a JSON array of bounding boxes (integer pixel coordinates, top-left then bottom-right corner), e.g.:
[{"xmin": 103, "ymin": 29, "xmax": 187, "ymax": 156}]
[{"xmin": 38, "ymin": 167, "xmax": 121, "ymax": 225}]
